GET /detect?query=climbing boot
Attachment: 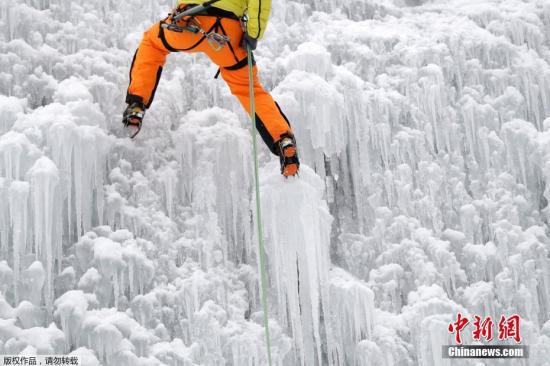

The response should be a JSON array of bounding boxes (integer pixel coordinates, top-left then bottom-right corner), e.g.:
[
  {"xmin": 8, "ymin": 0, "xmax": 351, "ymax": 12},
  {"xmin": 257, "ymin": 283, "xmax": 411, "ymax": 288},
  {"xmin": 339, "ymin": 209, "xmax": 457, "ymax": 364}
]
[
  {"xmin": 278, "ymin": 134, "xmax": 300, "ymax": 177},
  {"xmin": 122, "ymin": 102, "xmax": 145, "ymax": 138}
]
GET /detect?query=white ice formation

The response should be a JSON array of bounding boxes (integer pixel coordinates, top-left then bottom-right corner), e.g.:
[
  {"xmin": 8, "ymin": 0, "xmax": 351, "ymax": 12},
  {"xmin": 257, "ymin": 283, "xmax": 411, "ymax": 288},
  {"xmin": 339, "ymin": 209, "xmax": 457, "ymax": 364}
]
[{"xmin": 1, "ymin": 0, "xmax": 550, "ymax": 365}]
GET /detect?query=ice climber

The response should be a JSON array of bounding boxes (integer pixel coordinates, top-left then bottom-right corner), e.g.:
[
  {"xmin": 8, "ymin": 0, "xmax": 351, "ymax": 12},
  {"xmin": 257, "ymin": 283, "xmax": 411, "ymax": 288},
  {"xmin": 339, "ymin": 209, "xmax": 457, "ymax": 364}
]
[{"xmin": 122, "ymin": 0, "xmax": 300, "ymax": 177}]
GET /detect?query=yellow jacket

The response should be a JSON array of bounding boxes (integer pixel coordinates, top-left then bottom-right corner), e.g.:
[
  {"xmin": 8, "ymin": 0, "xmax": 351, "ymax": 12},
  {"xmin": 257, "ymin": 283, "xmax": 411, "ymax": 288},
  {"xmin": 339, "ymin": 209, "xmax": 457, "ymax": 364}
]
[{"xmin": 177, "ymin": 0, "xmax": 270, "ymax": 39}]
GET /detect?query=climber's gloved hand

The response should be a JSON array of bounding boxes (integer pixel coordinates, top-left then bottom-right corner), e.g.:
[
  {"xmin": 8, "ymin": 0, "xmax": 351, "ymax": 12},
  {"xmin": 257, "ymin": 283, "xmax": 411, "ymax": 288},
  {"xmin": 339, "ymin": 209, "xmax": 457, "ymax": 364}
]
[
  {"xmin": 122, "ymin": 102, "xmax": 145, "ymax": 139},
  {"xmin": 241, "ymin": 32, "xmax": 258, "ymax": 51}
]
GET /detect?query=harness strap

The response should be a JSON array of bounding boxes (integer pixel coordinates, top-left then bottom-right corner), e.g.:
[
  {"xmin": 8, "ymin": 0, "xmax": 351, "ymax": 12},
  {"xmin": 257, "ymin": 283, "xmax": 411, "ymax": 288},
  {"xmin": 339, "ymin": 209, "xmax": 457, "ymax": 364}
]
[
  {"xmin": 201, "ymin": 6, "xmax": 240, "ymax": 20},
  {"xmin": 159, "ymin": 17, "xmax": 221, "ymax": 52},
  {"xmin": 217, "ymin": 20, "xmax": 239, "ymax": 63},
  {"xmin": 214, "ymin": 52, "xmax": 255, "ymax": 79}
]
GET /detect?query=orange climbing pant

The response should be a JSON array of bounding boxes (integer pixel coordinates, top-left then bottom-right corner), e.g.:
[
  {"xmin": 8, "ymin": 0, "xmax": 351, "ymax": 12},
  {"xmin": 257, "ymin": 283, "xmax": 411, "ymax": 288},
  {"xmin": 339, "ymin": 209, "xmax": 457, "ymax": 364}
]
[{"xmin": 126, "ymin": 13, "xmax": 293, "ymax": 154}]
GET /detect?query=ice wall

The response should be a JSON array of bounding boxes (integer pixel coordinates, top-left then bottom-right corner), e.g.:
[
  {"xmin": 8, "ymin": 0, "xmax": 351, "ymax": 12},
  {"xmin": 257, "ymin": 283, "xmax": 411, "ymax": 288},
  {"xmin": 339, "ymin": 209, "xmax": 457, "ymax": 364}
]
[{"xmin": 1, "ymin": 0, "xmax": 550, "ymax": 364}]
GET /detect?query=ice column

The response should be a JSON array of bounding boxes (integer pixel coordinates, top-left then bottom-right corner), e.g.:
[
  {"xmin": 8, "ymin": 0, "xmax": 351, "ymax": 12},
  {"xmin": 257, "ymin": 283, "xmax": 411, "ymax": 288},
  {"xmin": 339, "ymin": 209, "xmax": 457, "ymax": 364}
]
[
  {"xmin": 53, "ymin": 290, "xmax": 90, "ymax": 350},
  {"xmin": 27, "ymin": 157, "xmax": 59, "ymax": 310},
  {"xmin": 417, "ymin": 64, "xmax": 451, "ymax": 154},
  {"xmin": 158, "ymin": 163, "xmax": 178, "ymax": 219},
  {"xmin": 0, "ymin": 131, "xmax": 41, "ymax": 182},
  {"xmin": 328, "ymin": 268, "xmax": 375, "ymax": 366},
  {"xmin": 0, "ymin": 179, "xmax": 8, "ymax": 256},
  {"xmin": 9, "ymin": 181, "xmax": 29, "ymax": 303},
  {"xmin": 47, "ymin": 122, "xmax": 110, "ymax": 238},
  {"xmin": 92, "ymin": 237, "xmax": 125, "ymax": 308},
  {"xmin": 261, "ymin": 164, "xmax": 333, "ymax": 365}
]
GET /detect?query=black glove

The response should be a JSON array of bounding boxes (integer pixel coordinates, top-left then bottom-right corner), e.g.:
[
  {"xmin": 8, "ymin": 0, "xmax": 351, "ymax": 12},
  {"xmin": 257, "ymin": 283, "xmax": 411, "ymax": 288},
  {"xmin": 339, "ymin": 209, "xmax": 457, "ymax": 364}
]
[
  {"xmin": 122, "ymin": 102, "xmax": 145, "ymax": 138},
  {"xmin": 241, "ymin": 32, "xmax": 258, "ymax": 51}
]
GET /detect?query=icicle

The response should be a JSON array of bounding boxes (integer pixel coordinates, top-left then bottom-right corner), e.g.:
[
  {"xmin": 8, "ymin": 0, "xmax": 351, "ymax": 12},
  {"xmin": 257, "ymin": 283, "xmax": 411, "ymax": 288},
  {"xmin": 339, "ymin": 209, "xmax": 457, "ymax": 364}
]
[
  {"xmin": 0, "ymin": 178, "xmax": 9, "ymax": 257},
  {"xmin": 130, "ymin": 293, "xmax": 157, "ymax": 328},
  {"xmin": 372, "ymin": 123, "xmax": 392, "ymax": 170},
  {"xmin": 46, "ymin": 120, "xmax": 75, "ymax": 238},
  {"xmin": 46, "ymin": 121, "xmax": 110, "ymax": 238},
  {"xmin": 27, "ymin": 157, "xmax": 59, "ymax": 311},
  {"xmin": 158, "ymin": 162, "xmax": 178, "ymax": 219},
  {"xmin": 173, "ymin": 108, "xmax": 252, "ymax": 265},
  {"xmin": 329, "ymin": 268, "xmax": 375, "ymax": 366},
  {"xmin": 9, "ymin": 180, "xmax": 29, "ymax": 304},
  {"xmin": 21, "ymin": 261, "xmax": 45, "ymax": 307},
  {"xmin": 501, "ymin": 119, "xmax": 538, "ymax": 193},
  {"xmin": 92, "ymin": 322, "xmax": 123, "ymax": 364},
  {"xmin": 417, "ymin": 64, "xmax": 450, "ymax": 153},
  {"xmin": 92, "ymin": 237, "xmax": 124, "ymax": 308},
  {"xmin": 418, "ymin": 315, "xmax": 452, "ymax": 366},
  {"xmin": 53, "ymin": 290, "xmax": 90, "ymax": 349},
  {"xmin": 0, "ymin": 131, "xmax": 41, "ymax": 182},
  {"xmin": 122, "ymin": 239, "xmax": 154, "ymax": 301},
  {"xmin": 402, "ymin": 285, "xmax": 463, "ymax": 366}
]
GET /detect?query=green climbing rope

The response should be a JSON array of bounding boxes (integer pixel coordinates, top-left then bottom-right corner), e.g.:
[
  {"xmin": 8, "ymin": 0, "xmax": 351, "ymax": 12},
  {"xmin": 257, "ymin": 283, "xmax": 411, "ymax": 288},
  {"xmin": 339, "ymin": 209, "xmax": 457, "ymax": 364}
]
[{"xmin": 247, "ymin": 44, "xmax": 274, "ymax": 366}]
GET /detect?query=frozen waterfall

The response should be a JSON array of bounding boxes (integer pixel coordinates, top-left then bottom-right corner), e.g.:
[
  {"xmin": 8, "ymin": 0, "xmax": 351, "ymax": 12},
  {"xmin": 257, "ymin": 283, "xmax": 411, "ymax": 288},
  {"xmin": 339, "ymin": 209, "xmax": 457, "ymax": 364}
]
[{"xmin": 1, "ymin": 0, "xmax": 550, "ymax": 365}]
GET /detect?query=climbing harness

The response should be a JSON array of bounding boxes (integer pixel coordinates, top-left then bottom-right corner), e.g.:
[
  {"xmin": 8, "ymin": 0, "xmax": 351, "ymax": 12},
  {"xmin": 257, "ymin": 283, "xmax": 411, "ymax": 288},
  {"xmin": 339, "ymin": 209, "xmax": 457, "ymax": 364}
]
[
  {"xmin": 247, "ymin": 44, "xmax": 274, "ymax": 366},
  {"xmin": 162, "ymin": 16, "xmax": 229, "ymax": 51},
  {"xmin": 161, "ymin": 2, "xmax": 230, "ymax": 52}
]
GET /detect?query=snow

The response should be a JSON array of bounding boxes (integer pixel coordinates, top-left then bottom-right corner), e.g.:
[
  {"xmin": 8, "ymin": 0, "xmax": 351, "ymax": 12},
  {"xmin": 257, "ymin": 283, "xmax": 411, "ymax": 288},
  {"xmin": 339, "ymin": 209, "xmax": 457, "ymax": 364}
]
[{"xmin": 1, "ymin": 0, "xmax": 550, "ymax": 364}]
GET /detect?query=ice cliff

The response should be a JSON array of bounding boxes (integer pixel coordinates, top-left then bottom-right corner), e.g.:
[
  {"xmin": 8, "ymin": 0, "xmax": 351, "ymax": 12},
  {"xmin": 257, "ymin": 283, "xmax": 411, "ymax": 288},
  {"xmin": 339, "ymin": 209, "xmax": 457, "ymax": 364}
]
[{"xmin": 1, "ymin": 0, "xmax": 550, "ymax": 365}]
